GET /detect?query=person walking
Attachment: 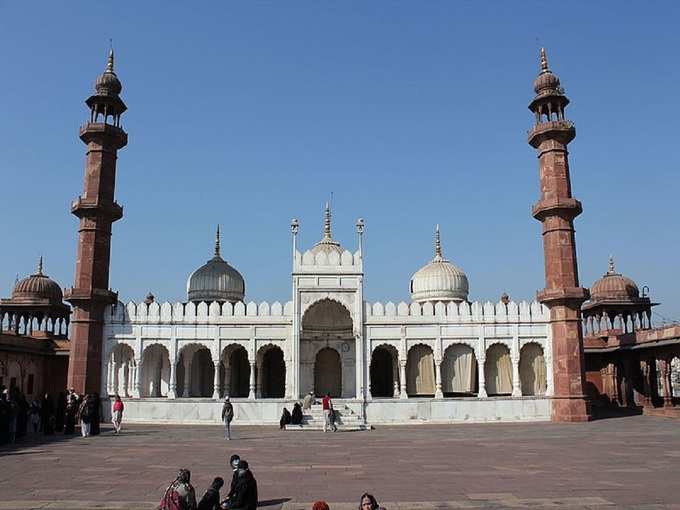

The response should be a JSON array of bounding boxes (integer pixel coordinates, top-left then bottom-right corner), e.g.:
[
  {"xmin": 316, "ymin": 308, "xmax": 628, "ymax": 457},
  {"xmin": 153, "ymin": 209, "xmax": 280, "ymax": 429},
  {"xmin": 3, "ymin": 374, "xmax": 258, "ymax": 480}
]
[
  {"xmin": 322, "ymin": 394, "xmax": 336, "ymax": 433},
  {"xmin": 221, "ymin": 397, "xmax": 234, "ymax": 440},
  {"xmin": 112, "ymin": 394, "xmax": 124, "ymax": 433}
]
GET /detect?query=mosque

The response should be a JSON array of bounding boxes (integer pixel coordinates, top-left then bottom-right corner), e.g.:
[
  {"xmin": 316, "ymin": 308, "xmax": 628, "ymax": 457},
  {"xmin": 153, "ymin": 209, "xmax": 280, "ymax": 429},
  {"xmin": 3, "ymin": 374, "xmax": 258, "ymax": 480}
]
[{"xmin": 1, "ymin": 49, "xmax": 679, "ymax": 426}]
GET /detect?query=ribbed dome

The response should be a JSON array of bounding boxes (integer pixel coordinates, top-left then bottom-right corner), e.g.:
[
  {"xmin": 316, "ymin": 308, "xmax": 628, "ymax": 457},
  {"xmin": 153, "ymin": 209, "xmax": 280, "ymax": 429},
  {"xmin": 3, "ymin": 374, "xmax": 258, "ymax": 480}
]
[
  {"xmin": 12, "ymin": 257, "xmax": 63, "ymax": 304},
  {"xmin": 410, "ymin": 226, "xmax": 469, "ymax": 303},
  {"xmin": 309, "ymin": 202, "xmax": 345, "ymax": 257},
  {"xmin": 95, "ymin": 50, "xmax": 123, "ymax": 96},
  {"xmin": 533, "ymin": 48, "xmax": 562, "ymax": 95},
  {"xmin": 590, "ymin": 257, "xmax": 639, "ymax": 301},
  {"xmin": 187, "ymin": 227, "xmax": 245, "ymax": 304}
]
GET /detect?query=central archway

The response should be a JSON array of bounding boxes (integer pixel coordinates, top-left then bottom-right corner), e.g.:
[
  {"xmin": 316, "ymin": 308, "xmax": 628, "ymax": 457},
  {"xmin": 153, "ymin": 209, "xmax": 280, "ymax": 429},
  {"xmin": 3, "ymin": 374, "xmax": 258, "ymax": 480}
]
[
  {"xmin": 301, "ymin": 298, "xmax": 355, "ymax": 398},
  {"xmin": 315, "ymin": 347, "xmax": 342, "ymax": 397}
]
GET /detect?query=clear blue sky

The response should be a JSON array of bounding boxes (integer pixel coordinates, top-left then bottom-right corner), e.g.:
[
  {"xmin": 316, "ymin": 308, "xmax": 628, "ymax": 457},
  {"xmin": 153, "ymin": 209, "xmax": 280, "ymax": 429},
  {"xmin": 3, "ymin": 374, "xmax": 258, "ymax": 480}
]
[{"xmin": 1, "ymin": 2, "xmax": 679, "ymax": 323}]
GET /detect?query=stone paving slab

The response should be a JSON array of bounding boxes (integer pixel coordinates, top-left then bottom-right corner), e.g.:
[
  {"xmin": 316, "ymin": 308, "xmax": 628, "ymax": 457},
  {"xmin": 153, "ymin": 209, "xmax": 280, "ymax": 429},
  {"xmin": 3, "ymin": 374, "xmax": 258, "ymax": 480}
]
[{"xmin": 1, "ymin": 415, "xmax": 679, "ymax": 509}]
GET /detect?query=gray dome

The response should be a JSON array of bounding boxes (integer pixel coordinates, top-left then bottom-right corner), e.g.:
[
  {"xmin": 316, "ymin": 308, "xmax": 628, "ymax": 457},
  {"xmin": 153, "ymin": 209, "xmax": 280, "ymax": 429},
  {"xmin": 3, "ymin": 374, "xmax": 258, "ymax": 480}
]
[
  {"xmin": 410, "ymin": 226, "xmax": 469, "ymax": 303},
  {"xmin": 187, "ymin": 227, "xmax": 245, "ymax": 304}
]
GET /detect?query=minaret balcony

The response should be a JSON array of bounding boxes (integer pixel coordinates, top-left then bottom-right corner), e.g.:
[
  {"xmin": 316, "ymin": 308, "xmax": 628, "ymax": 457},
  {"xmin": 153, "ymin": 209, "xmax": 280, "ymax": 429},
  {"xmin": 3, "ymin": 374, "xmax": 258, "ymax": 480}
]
[
  {"xmin": 532, "ymin": 196, "xmax": 582, "ymax": 221},
  {"xmin": 528, "ymin": 119, "xmax": 575, "ymax": 147},
  {"xmin": 79, "ymin": 122, "xmax": 128, "ymax": 148},
  {"xmin": 70, "ymin": 196, "xmax": 124, "ymax": 221},
  {"xmin": 537, "ymin": 287, "xmax": 590, "ymax": 307},
  {"xmin": 64, "ymin": 287, "xmax": 118, "ymax": 305}
]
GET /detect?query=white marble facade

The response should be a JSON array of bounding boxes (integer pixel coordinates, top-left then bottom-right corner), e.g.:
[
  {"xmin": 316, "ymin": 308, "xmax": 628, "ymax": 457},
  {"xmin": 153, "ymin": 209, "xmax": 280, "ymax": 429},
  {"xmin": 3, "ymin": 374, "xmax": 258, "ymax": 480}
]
[{"xmin": 102, "ymin": 216, "xmax": 553, "ymax": 424}]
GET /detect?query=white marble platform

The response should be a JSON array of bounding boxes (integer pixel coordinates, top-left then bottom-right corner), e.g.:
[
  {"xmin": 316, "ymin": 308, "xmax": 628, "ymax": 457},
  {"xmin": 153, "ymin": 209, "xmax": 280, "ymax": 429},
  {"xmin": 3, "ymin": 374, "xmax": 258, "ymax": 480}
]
[{"xmin": 102, "ymin": 397, "xmax": 550, "ymax": 425}]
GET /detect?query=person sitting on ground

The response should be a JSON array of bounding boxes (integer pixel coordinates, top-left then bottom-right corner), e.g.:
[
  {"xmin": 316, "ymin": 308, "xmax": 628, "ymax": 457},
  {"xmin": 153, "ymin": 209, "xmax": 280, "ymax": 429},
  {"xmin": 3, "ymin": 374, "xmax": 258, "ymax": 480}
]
[
  {"xmin": 312, "ymin": 502, "xmax": 330, "ymax": 510},
  {"xmin": 197, "ymin": 477, "xmax": 224, "ymax": 510},
  {"xmin": 302, "ymin": 391, "xmax": 315, "ymax": 410},
  {"xmin": 279, "ymin": 407, "xmax": 291, "ymax": 430},
  {"xmin": 159, "ymin": 468, "xmax": 197, "ymax": 510},
  {"xmin": 220, "ymin": 460, "xmax": 257, "ymax": 510},
  {"xmin": 358, "ymin": 493, "xmax": 380, "ymax": 510},
  {"xmin": 224, "ymin": 454, "xmax": 240, "ymax": 502},
  {"xmin": 291, "ymin": 402, "xmax": 303, "ymax": 426}
]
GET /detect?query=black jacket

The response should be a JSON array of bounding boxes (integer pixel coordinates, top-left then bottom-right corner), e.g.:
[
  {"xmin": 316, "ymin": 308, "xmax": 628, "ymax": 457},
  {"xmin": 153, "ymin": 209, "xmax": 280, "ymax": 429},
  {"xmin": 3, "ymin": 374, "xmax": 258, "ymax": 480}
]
[
  {"xmin": 224, "ymin": 471, "xmax": 257, "ymax": 510},
  {"xmin": 197, "ymin": 487, "xmax": 220, "ymax": 510}
]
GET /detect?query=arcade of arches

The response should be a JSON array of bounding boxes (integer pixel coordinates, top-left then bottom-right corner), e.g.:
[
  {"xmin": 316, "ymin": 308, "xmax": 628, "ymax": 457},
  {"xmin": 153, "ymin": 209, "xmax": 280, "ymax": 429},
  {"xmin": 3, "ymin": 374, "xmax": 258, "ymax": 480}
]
[{"xmin": 369, "ymin": 342, "xmax": 547, "ymax": 399}]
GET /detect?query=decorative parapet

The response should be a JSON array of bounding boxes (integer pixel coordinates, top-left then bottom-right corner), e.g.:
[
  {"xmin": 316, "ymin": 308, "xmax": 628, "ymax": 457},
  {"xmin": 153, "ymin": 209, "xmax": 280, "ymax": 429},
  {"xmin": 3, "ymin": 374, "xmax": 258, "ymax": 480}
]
[
  {"xmin": 293, "ymin": 249, "xmax": 362, "ymax": 272},
  {"xmin": 105, "ymin": 300, "xmax": 294, "ymax": 324},
  {"xmin": 364, "ymin": 300, "xmax": 549, "ymax": 322}
]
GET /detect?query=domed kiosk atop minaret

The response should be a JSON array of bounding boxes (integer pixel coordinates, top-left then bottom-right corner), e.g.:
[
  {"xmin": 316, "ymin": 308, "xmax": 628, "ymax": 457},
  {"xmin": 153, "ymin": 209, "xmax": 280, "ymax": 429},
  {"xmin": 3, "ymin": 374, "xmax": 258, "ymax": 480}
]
[
  {"xmin": 186, "ymin": 226, "xmax": 245, "ymax": 304},
  {"xmin": 410, "ymin": 225, "xmax": 469, "ymax": 304}
]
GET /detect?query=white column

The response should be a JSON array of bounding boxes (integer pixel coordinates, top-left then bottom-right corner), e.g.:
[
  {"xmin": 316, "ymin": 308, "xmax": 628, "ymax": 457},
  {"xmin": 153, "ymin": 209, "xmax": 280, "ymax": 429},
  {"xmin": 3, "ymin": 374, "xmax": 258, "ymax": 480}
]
[
  {"xmin": 512, "ymin": 356, "xmax": 522, "ymax": 397},
  {"xmin": 392, "ymin": 356, "xmax": 400, "ymax": 398},
  {"xmin": 248, "ymin": 361, "xmax": 256, "ymax": 399},
  {"xmin": 183, "ymin": 360, "xmax": 192, "ymax": 398},
  {"xmin": 435, "ymin": 360, "xmax": 444, "ymax": 399},
  {"xmin": 477, "ymin": 355, "xmax": 487, "ymax": 398},
  {"xmin": 222, "ymin": 359, "xmax": 230, "ymax": 398},
  {"xmin": 284, "ymin": 360, "xmax": 292, "ymax": 399},
  {"xmin": 399, "ymin": 361, "xmax": 408, "ymax": 399},
  {"xmin": 106, "ymin": 359, "xmax": 113, "ymax": 395},
  {"xmin": 133, "ymin": 358, "xmax": 142, "ymax": 398},
  {"xmin": 256, "ymin": 359, "xmax": 263, "ymax": 398},
  {"xmin": 168, "ymin": 360, "xmax": 177, "ymax": 399},
  {"xmin": 355, "ymin": 335, "xmax": 363, "ymax": 399},
  {"xmin": 212, "ymin": 359, "xmax": 221, "ymax": 400}
]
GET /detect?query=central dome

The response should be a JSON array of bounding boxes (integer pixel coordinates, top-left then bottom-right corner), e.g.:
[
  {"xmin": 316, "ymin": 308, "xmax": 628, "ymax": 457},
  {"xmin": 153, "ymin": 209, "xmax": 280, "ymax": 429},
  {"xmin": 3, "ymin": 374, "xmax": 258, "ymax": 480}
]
[
  {"xmin": 410, "ymin": 226, "xmax": 469, "ymax": 303},
  {"xmin": 12, "ymin": 257, "xmax": 64, "ymax": 304},
  {"xmin": 187, "ymin": 227, "xmax": 245, "ymax": 304}
]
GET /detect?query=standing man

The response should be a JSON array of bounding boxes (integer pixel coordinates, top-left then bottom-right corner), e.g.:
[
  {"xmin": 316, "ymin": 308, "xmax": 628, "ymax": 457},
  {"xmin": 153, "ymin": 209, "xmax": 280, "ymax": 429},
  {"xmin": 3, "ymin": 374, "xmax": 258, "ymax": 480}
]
[
  {"xmin": 322, "ymin": 394, "xmax": 336, "ymax": 433},
  {"xmin": 222, "ymin": 397, "xmax": 234, "ymax": 440}
]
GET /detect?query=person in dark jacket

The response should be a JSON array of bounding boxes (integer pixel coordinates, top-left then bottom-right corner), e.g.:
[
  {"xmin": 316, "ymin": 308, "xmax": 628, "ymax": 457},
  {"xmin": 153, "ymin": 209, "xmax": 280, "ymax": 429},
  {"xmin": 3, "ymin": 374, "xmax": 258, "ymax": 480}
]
[
  {"xmin": 221, "ymin": 397, "xmax": 234, "ymax": 440},
  {"xmin": 291, "ymin": 403, "xmax": 303, "ymax": 426},
  {"xmin": 220, "ymin": 460, "xmax": 257, "ymax": 510},
  {"xmin": 197, "ymin": 477, "xmax": 224, "ymax": 510},
  {"xmin": 90, "ymin": 393, "xmax": 101, "ymax": 435},
  {"xmin": 40, "ymin": 393, "xmax": 54, "ymax": 435},
  {"xmin": 279, "ymin": 407, "xmax": 291, "ymax": 430},
  {"xmin": 224, "ymin": 455, "xmax": 240, "ymax": 502},
  {"xmin": 64, "ymin": 394, "xmax": 77, "ymax": 434}
]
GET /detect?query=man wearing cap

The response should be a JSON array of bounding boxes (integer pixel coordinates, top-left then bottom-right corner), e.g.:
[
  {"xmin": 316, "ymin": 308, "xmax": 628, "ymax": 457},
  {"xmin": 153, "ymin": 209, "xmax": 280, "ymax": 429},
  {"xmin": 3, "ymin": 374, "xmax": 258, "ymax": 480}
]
[{"xmin": 221, "ymin": 397, "xmax": 234, "ymax": 440}]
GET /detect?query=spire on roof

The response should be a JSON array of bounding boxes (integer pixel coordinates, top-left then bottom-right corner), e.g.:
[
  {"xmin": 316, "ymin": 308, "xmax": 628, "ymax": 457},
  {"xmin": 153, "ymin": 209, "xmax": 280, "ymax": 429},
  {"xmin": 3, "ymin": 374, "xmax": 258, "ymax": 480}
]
[
  {"xmin": 323, "ymin": 202, "xmax": 332, "ymax": 241},
  {"xmin": 607, "ymin": 255, "xmax": 616, "ymax": 274},
  {"xmin": 37, "ymin": 256, "xmax": 44, "ymax": 276},
  {"xmin": 106, "ymin": 48, "xmax": 115, "ymax": 73},
  {"xmin": 539, "ymin": 47, "xmax": 549, "ymax": 73},
  {"xmin": 434, "ymin": 224, "xmax": 443, "ymax": 261},
  {"xmin": 214, "ymin": 225, "xmax": 221, "ymax": 258}
]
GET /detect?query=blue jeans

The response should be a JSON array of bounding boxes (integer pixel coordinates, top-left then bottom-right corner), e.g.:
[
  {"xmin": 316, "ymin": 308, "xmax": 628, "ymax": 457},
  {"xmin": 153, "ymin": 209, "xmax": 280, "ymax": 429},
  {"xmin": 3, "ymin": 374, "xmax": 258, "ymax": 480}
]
[{"xmin": 224, "ymin": 419, "xmax": 231, "ymax": 439}]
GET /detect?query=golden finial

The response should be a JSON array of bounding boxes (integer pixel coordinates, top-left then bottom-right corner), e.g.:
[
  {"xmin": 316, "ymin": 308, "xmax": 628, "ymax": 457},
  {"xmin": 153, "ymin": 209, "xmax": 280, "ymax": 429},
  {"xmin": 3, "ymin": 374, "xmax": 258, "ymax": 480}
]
[
  {"xmin": 608, "ymin": 255, "xmax": 616, "ymax": 274},
  {"xmin": 540, "ymin": 47, "xmax": 549, "ymax": 73},
  {"xmin": 37, "ymin": 255, "xmax": 43, "ymax": 275},
  {"xmin": 434, "ymin": 224, "xmax": 443, "ymax": 259},
  {"xmin": 106, "ymin": 47, "xmax": 115, "ymax": 73},
  {"xmin": 323, "ymin": 202, "xmax": 332, "ymax": 240},
  {"xmin": 214, "ymin": 225, "xmax": 221, "ymax": 258}
]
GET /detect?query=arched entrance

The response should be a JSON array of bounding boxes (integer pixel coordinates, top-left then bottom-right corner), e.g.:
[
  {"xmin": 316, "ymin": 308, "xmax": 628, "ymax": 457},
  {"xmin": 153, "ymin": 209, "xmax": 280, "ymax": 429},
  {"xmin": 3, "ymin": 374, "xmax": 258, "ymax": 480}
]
[
  {"xmin": 407, "ymin": 344, "xmax": 435, "ymax": 397},
  {"xmin": 442, "ymin": 344, "xmax": 478, "ymax": 396},
  {"xmin": 259, "ymin": 346, "xmax": 286, "ymax": 398},
  {"xmin": 519, "ymin": 343, "xmax": 546, "ymax": 396},
  {"xmin": 142, "ymin": 344, "xmax": 170, "ymax": 397},
  {"xmin": 108, "ymin": 344, "xmax": 135, "ymax": 397},
  {"xmin": 191, "ymin": 348, "xmax": 214, "ymax": 397},
  {"xmin": 315, "ymin": 347, "xmax": 342, "ymax": 397},
  {"xmin": 225, "ymin": 345, "xmax": 250, "ymax": 398},
  {"xmin": 370, "ymin": 345, "xmax": 398, "ymax": 398},
  {"xmin": 301, "ymin": 298, "xmax": 355, "ymax": 398},
  {"xmin": 485, "ymin": 343, "xmax": 513, "ymax": 396}
]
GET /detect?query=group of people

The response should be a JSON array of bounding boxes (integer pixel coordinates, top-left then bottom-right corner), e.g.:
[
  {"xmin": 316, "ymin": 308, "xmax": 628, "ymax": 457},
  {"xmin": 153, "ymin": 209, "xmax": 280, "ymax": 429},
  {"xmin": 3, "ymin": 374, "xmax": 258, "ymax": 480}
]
[
  {"xmin": 279, "ymin": 392, "xmax": 338, "ymax": 432},
  {"xmin": 0, "ymin": 385, "xmax": 125, "ymax": 445},
  {"xmin": 158, "ymin": 454, "xmax": 258, "ymax": 510}
]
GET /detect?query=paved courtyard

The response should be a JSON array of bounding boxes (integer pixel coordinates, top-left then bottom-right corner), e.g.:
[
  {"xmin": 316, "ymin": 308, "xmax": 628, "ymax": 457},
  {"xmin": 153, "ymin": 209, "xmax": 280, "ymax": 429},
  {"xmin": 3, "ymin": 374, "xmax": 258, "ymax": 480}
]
[{"xmin": 1, "ymin": 415, "xmax": 679, "ymax": 509}]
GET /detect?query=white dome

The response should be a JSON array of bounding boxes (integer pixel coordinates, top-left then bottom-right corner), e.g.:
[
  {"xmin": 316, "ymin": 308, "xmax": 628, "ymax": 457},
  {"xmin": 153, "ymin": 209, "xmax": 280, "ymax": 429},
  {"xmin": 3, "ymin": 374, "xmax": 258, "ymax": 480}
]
[
  {"xmin": 410, "ymin": 226, "xmax": 469, "ymax": 303},
  {"xmin": 186, "ymin": 226, "xmax": 245, "ymax": 304}
]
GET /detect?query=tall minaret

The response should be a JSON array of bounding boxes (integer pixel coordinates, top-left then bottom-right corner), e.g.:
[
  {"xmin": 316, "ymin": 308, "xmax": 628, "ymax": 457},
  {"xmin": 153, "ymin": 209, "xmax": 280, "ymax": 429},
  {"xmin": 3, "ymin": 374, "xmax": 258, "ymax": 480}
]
[
  {"xmin": 528, "ymin": 49, "xmax": 591, "ymax": 421},
  {"xmin": 65, "ymin": 49, "xmax": 128, "ymax": 394}
]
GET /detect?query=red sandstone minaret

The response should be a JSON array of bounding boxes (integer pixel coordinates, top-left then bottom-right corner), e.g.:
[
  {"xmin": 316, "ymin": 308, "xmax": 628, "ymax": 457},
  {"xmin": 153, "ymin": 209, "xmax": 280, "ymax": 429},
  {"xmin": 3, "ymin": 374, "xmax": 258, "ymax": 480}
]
[
  {"xmin": 528, "ymin": 49, "xmax": 591, "ymax": 421},
  {"xmin": 65, "ymin": 50, "xmax": 127, "ymax": 394}
]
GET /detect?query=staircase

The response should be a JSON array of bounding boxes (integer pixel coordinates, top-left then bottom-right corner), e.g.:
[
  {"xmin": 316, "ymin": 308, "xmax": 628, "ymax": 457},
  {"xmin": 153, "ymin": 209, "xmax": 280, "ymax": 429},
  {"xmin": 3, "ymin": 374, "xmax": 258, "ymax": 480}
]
[{"xmin": 285, "ymin": 404, "xmax": 369, "ymax": 431}]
